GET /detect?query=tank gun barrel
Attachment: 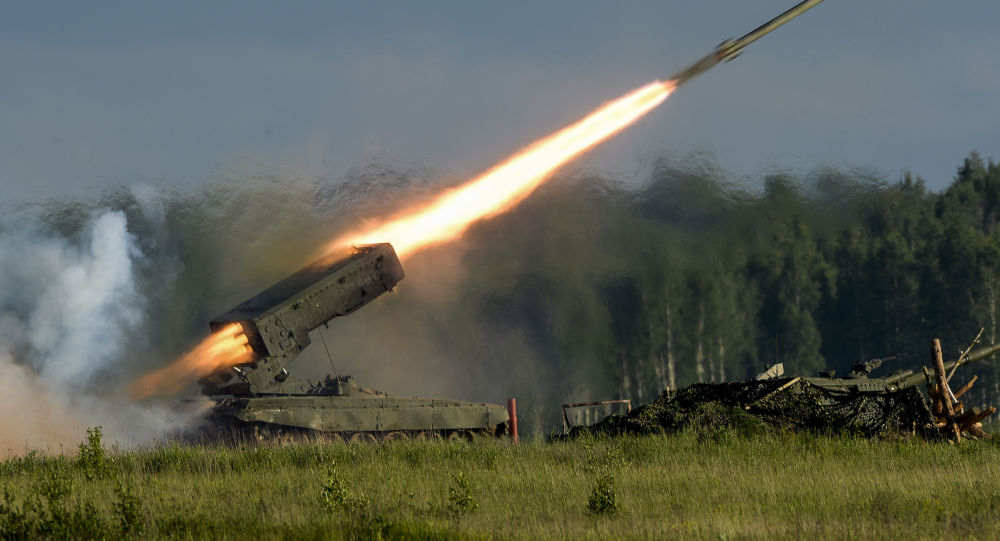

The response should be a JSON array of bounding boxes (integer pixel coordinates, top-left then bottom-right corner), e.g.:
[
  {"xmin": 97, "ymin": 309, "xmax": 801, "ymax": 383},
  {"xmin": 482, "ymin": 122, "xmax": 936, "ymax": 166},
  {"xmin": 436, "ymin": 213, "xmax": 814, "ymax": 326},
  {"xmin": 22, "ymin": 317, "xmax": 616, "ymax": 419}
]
[
  {"xmin": 886, "ymin": 342, "xmax": 1000, "ymax": 389},
  {"xmin": 962, "ymin": 341, "xmax": 1000, "ymax": 365}
]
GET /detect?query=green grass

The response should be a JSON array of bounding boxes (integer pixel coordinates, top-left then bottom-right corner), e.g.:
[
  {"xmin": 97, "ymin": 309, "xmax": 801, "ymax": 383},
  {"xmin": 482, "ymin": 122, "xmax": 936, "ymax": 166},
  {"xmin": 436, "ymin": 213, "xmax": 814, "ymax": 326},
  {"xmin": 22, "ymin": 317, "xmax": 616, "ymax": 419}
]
[{"xmin": 2, "ymin": 429, "xmax": 1000, "ymax": 539}]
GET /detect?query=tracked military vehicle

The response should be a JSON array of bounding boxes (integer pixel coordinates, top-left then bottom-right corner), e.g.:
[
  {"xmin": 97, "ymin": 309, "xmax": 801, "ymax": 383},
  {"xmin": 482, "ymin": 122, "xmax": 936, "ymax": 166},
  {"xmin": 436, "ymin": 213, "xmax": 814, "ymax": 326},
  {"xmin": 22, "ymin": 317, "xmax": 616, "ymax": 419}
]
[
  {"xmin": 750, "ymin": 343, "xmax": 1000, "ymax": 400},
  {"xmin": 198, "ymin": 243, "xmax": 509, "ymax": 443},
  {"xmin": 573, "ymin": 343, "xmax": 1000, "ymax": 438}
]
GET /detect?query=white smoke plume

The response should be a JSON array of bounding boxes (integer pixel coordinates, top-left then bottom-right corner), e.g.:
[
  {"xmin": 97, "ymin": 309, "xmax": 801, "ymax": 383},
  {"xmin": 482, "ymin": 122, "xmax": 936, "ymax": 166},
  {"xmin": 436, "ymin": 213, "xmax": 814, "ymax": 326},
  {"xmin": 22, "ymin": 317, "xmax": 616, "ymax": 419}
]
[
  {"xmin": 27, "ymin": 212, "xmax": 142, "ymax": 383},
  {"xmin": 0, "ymin": 209, "xmax": 192, "ymax": 455}
]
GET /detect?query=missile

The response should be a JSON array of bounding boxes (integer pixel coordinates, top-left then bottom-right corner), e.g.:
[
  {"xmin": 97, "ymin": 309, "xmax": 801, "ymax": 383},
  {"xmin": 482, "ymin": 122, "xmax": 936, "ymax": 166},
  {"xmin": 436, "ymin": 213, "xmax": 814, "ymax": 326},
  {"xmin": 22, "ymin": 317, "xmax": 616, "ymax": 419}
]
[{"xmin": 668, "ymin": 0, "xmax": 824, "ymax": 87}]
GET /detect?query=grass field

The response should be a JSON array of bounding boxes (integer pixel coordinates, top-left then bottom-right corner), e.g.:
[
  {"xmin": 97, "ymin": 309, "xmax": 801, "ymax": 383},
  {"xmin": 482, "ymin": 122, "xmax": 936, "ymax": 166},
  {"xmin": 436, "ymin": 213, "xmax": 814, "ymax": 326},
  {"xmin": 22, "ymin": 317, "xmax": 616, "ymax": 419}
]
[{"xmin": 2, "ymin": 428, "xmax": 999, "ymax": 540}]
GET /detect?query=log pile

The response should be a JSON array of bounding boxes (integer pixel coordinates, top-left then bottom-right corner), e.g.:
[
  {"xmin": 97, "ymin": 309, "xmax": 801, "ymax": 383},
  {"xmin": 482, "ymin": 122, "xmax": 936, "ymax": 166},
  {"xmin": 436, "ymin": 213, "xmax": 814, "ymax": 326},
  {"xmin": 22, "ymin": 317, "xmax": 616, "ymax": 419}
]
[{"xmin": 926, "ymin": 336, "xmax": 997, "ymax": 441}]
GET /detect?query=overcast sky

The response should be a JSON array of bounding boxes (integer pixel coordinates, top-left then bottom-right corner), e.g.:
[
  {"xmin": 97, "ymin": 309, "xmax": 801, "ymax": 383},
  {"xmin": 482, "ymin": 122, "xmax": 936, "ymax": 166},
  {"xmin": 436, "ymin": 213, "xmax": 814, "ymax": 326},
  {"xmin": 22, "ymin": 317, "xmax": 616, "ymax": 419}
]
[{"xmin": 2, "ymin": 1, "xmax": 999, "ymax": 204}]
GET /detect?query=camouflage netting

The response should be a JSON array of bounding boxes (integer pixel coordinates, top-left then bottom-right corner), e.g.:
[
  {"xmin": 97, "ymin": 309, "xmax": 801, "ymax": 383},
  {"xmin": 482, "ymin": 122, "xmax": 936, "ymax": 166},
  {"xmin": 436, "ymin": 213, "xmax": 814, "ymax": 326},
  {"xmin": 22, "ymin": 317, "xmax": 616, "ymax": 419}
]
[{"xmin": 572, "ymin": 378, "xmax": 938, "ymax": 439}]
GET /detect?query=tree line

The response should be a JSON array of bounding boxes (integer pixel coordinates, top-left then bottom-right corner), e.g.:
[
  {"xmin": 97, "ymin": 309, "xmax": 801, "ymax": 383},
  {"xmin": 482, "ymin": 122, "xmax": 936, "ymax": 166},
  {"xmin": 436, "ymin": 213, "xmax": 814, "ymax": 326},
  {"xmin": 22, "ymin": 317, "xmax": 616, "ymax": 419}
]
[{"xmin": 455, "ymin": 151, "xmax": 1000, "ymax": 415}]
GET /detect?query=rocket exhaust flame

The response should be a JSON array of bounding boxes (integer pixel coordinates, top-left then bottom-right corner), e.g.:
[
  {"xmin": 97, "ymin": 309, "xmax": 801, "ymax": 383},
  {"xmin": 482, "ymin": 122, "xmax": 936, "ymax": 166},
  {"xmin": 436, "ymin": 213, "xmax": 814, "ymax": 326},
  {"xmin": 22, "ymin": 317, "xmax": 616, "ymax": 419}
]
[
  {"xmin": 327, "ymin": 80, "xmax": 675, "ymax": 258},
  {"xmin": 130, "ymin": 323, "xmax": 252, "ymax": 399}
]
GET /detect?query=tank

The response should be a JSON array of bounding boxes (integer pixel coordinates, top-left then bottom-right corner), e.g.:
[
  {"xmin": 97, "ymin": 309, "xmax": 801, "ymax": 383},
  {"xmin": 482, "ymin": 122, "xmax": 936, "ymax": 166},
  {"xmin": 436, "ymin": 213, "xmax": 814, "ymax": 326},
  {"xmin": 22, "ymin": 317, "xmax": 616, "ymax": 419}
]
[
  {"xmin": 571, "ymin": 343, "xmax": 1000, "ymax": 438},
  {"xmin": 753, "ymin": 342, "xmax": 1000, "ymax": 400},
  {"xmin": 197, "ymin": 243, "xmax": 509, "ymax": 443}
]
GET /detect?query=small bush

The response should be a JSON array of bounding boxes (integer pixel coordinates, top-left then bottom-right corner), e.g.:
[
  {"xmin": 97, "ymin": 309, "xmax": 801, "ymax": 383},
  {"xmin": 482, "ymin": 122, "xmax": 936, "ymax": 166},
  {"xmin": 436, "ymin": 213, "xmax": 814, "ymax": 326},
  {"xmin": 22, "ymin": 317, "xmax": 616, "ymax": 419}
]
[
  {"xmin": 587, "ymin": 474, "xmax": 619, "ymax": 516},
  {"xmin": 321, "ymin": 469, "xmax": 351, "ymax": 513},
  {"xmin": 321, "ymin": 464, "xmax": 369, "ymax": 515},
  {"xmin": 77, "ymin": 426, "xmax": 111, "ymax": 480},
  {"xmin": 446, "ymin": 471, "xmax": 478, "ymax": 519}
]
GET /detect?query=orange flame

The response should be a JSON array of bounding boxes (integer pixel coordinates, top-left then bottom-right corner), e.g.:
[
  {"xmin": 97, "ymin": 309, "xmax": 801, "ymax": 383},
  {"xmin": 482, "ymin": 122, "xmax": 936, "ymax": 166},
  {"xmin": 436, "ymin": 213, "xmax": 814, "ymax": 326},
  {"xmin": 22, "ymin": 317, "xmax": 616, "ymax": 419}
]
[
  {"xmin": 130, "ymin": 323, "xmax": 252, "ymax": 399},
  {"xmin": 328, "ymin": 80, "xmax": 675, "ymax": 258}
]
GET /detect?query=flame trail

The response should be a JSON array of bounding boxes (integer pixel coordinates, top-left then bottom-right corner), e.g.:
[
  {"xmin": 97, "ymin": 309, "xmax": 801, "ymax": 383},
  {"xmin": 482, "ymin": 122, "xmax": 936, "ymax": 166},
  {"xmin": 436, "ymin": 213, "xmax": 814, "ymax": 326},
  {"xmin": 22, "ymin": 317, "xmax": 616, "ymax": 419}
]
[
  {"xmin": 328, "ymin": 80, "xmax": 675, "ymax": 258},
  {"xmin": 130, "ymin": 323, "xmax": 250, "ymax": 399}
]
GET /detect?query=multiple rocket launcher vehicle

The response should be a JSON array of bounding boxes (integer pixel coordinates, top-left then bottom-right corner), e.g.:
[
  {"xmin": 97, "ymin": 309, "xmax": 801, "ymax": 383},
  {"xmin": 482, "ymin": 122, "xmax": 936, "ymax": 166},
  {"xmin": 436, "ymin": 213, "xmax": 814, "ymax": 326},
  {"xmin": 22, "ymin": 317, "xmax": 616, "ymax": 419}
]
[{"xmin": 199, "ymin": 243, "xmax": 509, "ymax": 442}]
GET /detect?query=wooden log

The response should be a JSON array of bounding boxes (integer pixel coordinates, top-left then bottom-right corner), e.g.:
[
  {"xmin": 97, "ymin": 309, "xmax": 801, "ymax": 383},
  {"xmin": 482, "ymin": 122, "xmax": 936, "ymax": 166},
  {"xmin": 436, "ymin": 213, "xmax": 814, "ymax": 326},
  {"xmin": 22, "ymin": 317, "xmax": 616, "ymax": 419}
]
[
  {"xmin": 931, "ymin": 339, "xmax": 961, "ymax": 442},
  {"xmin": 968, "ymin": 426, "xmax": 990, "ymax": 439},
  {"xmin": 953, "ymin": 375, "xmax": 978, "ymax": 399},
  {"xmin": 958, "ymin": 406, "xmax": 996, "ymax": 430},
  {"xmin": 955, "ymin": 406, "xmax": 982, "ymax": 426},
  {"xmin": 928, "ymin": 382, "xmax": 944, "ymax": 416}
]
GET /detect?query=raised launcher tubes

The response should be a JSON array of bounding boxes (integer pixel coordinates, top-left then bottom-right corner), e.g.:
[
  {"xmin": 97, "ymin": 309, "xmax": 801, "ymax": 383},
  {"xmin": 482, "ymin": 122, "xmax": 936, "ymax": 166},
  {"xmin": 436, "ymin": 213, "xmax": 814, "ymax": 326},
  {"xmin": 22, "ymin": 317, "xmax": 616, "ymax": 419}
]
[{"xmin": 203, "ymin": 243, "xmax": 405, "ymax": 395}]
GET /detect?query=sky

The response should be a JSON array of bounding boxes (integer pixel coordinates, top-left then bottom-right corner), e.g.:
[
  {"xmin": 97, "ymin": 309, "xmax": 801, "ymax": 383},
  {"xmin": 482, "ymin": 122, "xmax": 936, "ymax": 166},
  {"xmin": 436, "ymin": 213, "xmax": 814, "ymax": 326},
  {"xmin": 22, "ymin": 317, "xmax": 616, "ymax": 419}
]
[{"xmin": 2, "ymin": 0, "xmax": 999, "ymax": 205}]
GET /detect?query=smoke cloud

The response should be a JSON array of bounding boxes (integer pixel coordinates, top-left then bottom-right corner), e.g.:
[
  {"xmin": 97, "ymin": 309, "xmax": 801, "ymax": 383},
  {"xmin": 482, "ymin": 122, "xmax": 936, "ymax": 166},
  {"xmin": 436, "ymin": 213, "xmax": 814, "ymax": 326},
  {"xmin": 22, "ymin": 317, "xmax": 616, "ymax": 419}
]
[
  {"xmin": 0, "ymin": 207, "xmax": 201, "ymax": 455},
  {"xmin": 27, "ymin": 212, "xmax": 141, "ymax": 383}
]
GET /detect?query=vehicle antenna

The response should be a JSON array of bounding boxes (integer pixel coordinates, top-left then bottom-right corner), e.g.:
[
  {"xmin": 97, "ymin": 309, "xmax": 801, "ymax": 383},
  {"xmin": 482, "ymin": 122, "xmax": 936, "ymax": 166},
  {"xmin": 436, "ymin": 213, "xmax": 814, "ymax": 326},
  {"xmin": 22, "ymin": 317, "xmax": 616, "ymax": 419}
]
[{"xmin": 319, "ymin": 323, "xmax": 338, "ymax": 378}]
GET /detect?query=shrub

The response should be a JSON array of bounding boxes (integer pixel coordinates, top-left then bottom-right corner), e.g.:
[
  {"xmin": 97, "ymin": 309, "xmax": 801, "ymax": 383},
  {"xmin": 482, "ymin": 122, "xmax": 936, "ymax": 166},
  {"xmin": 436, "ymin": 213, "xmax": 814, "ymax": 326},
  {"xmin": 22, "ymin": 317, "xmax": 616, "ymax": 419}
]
[
  {"xmin": 321, "ymin": 464, "xmax": 369, "ymax": 515},
  {"xmin": 77, "ymin": 426, "xmax": 111, "ymax": 480},
  {"xmin": 587, "ymin": 474, "xmax": 619, "ymax": 516},
  {"xmin": 446, "ymin": 471, "xmax": 478, "ymax": 519}
]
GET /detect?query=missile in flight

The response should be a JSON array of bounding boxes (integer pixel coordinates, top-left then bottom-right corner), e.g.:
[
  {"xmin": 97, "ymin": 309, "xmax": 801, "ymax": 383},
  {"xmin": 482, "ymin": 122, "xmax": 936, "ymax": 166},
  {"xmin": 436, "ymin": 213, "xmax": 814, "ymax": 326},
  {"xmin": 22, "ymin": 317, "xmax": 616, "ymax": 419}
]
[{"xmin": 668, "ymin": 0, "xmax": 825, "ymax": 87}]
